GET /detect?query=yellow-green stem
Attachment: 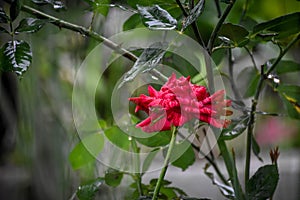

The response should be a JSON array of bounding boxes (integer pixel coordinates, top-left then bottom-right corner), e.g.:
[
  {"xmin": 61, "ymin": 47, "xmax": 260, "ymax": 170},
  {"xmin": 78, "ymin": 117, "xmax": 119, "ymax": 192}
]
[{"xmin": 152, "ymin": 127, "xmax": 177, "ymax": 200}]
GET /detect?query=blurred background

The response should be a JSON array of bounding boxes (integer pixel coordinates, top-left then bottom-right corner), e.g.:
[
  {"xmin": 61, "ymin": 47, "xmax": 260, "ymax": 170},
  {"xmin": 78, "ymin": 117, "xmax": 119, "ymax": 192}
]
[{"xmin": 0, "ymin": 0, "xmax": 300, "ymax": 199}]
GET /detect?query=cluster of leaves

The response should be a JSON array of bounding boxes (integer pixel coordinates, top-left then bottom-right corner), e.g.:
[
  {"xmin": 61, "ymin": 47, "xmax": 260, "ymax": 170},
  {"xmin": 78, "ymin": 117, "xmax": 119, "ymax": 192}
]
[
  {"xmin": 69, "ymin": 119, "xmax": 196, "ymax": 199},
  {"xmin": 0, "ymin": 0, "xmax": 65, "ymax": 76}
]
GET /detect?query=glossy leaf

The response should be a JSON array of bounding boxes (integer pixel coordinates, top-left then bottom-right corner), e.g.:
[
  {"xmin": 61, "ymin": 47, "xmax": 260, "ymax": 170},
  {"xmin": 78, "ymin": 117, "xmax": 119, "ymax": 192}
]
[
  {"xmin": 119, "ymin": 42, "xmax": 167, "ymax": 88},
  {"xmin": 247, "ymin": 165, "xmax": 279, "ymax": 200},
  {"xmin": 237, "ymin": 67, "xmax": 260, "ymax": 98},
  {"xmin": 253, "ymin": 12, "xmax": 300, "ymax": 39},
  {"xmin": 136, "ymin": 131, "xmax": 171, "ymax": 147},
  {"xmin": 76, "ymin": 178, "xmax": 104, "ymax": 200},
  {"xmin": 219, "ymin": 23, "xmax": 249, "ymax": 47},
  {"xmin": 137, "ymin": 5, "xmax": 177, "ymax": 30},
  {"xmin": 69, "ymin": 133, "xmax": 104, "ymax": 170},
  {"xmin": 104, "ymin": 126, "xmax": 131, "ymax": 150},
  {"xmin": 123, "ymin": 13, "xmax": 142, "ymax": 31},
  {"xmin": 31, "ymin": 0, "xmax": 65, "ymax": 10},
  {"xmin": 182, "ymin": 0, "xmax": 205, "ymax": 31},
  {"xmin": 105, "ymin": 169, "xmax": 123, "ymax": 187},
  {"xmin": 221, "ymin": 115, "xmax": 250, "ymax": 140},
  {"xmin": 277, "ymin": 84, "xmax": 300, "ymax": 119},
  {"xmin": 15, "ymin": 18, "xmax": 51, "ymax": 34},
  {"xmin": 10, "ymin": 0, "xmax": 22, "ymax": 21},
  {"xmin": 0, "ymin": 7, "xmax": 9, "ymax": 23},
  {"xmin": 0, "ymin": 40, "xmax": 32, "ymax": 76},
  {"xmin": 204, "ymin": 164, "xmax": 235, "ymax": 198},
  {"xmin": 170, "ymin": 142, "xmax": 195, "ymax": 171},
  {"xmin": 272, "ymin": 59, "xmax": 300, "ymax": 74}
]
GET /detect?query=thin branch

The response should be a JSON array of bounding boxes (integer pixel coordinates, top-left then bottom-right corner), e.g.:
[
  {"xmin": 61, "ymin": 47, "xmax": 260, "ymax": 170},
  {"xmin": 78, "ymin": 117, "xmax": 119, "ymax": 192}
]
[
  {"xmin": 244, "ymin": 46, "xmax": 258, "ymax": 70},
  {"xmin": 207, "ymin": 0, "xmax": 236, "ymax": 54},
  {"xmin": 21, "ymin": 5, "xmax": 138, "ymax": 61},
  {"xmin": 266, "ymin": 34, "xmax": 300, "ymax": 75},
  {"xmin": 175, "ymin": 0, "xmax": 205, "ymax": 47},
  {"xmin": 177, "ymin": 131, "xmax": 229, "ymax": 186},
  {"xmin": 244, "ymin": 33, "xmax": 300, "ymax": 188},
  {"xmin": 18, "ymin": 4, "xmax": 168, "ymax": 82},
  {"xmin": 228, "ymin": 49, "xmax": 245, "ymax": 104}
]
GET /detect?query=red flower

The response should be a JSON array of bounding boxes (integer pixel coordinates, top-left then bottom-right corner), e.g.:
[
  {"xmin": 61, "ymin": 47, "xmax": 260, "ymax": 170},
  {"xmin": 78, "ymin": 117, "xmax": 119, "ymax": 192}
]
[{"xmin": 129, "ymin": 74, "xmax": 232, "ymax": 133}]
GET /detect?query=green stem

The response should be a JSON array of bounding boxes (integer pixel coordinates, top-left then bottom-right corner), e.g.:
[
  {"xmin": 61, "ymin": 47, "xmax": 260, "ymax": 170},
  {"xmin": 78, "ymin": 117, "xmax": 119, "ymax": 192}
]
[
  {"xmin": 152, "ymin": 127, "xmax": 177, "ymax": 200},
  {"xmin": 207, "ymin": 0, "xmax": 236, "ymax": 54},
  {"xmin": 131, "ymin": 139, "xmax": 143, "ymax": 196},
  {"xmin": 244, "ymin": 34, "xmax": 300, "ymax": 188}
]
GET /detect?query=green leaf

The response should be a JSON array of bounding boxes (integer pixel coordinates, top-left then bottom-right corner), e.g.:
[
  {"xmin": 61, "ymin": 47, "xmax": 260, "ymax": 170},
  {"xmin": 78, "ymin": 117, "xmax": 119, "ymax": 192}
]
[
  {"xmin": 104, "ymin": 126, "xmax": 131, "ymax": 150},
  {"xmin": 69, "ymin": 133, "xmax": 104, "ymax": 170},
  {"xmin": 10, "ymin": 0, "xmax": 22, "ymax": 21},
  {"xmin": 119, "ymin": 42, "xmax": 167, "ymax": 88},
  {"xmin": 149, "ymin": 178, "xmax": 172, "ymax": 187},
  {"xmin": 136, "ymin": 131, "xmax": 171, "ymax": 147},
  {"xmin": 221, "ymin": 115, "xmax": 250, "ymax": 140},
  {"xmin": 237, "ymin": 67, "xmax": 260, "ymax": 98},
  {"xmin": 272, "ymin": 59, "xmax": 300, "ymax": 74},
  {"xmin": 31, "ymin": 0, "xmax": 65, "ymax": 10},
  {"xmin": 137, "ymin": 5, "xmax": 177, "ymax": 30},
  {"xmin": 252, "ymin": 134, "xmax": 263, "ymax": 162},
  {"xmin": 123, "ymin": 13, "xmax": 142, "ymax": 31},
  {"xmin": 142, "ymin": 148, "xmax": 159, "ymax": 172},
  {"xmin": 15, "ymin": 18, "xmax": 51, "ymax": 34},
  {"xmin": 182, "ymin": 0, "xmax": 205, "ymax": 31},
  {"xmin": 0, "ymin": 40, "xmax": 32, "ymax": 76},
  {"xmin": 253, "ymin": 12, "xmax": 300, "ymax": 39},
  {"xmin": 0, "ymin": 26, "xmax": 9, "ymax": 34},
  {"xmin": 219, "ymin": 23, "xmax": 249, "ymax": 47},
  {"xmin": 170, "ymin": 142, "xmax": 195, "ymax": 171},
  {"xmin": 93, "ymin": 0, "xmax": 111, "ymax": 16},
  {"xmin": 0, "ymin": 7, "xmax": 9, "ymax": 23},
  {"xmin": 104, "ymin": 168, "xmax": 123, "ymax": 187},
  {"xmin": 247, "ymin": 165, "xmax": 279, "ymax": 200},
  {"xmin": 76, "ymin": 178, "xmax": 104, "ymax": 200},
  {"xmin": 277, "ymin": 84, "xmax": 300, "ymax": 119}
]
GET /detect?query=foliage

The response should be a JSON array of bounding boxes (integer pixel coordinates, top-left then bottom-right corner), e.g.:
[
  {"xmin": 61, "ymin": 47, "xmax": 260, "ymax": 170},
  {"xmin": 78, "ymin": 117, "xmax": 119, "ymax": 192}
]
[{"xmin": 1, "ymin": 0, "xmax": 299, "ymax": 199}]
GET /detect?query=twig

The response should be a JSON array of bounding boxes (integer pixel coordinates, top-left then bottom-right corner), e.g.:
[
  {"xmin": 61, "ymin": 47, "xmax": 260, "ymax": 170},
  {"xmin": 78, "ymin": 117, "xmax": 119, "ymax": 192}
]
[
  {"xmin": 244, "ymin": 33, "xmax": 300, "ymax": 188},
  {"xmin": 175, "ymin": 0, "xmax": 205, "ymax": 47},
  {"xmin": 207, "ymin": 0, "xmax": 236, "ymax": 54},
  {"xmin": 244, "ymin": 46, "xmax": 258, "ymax": 70},
  {"xmin": 177, "ymin": 131, "xmax": 229, "ymax": 186},
  {"xmin": 21, "ymin": 5, "xmax": 138, "ymax": 61},
  {"xmin": 228, "ymin": 49, "xmax": 245, "ymax": 104},
  {"xmin": 18, "ymin": 4, "xmax": 168, "ymax": 82}
]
